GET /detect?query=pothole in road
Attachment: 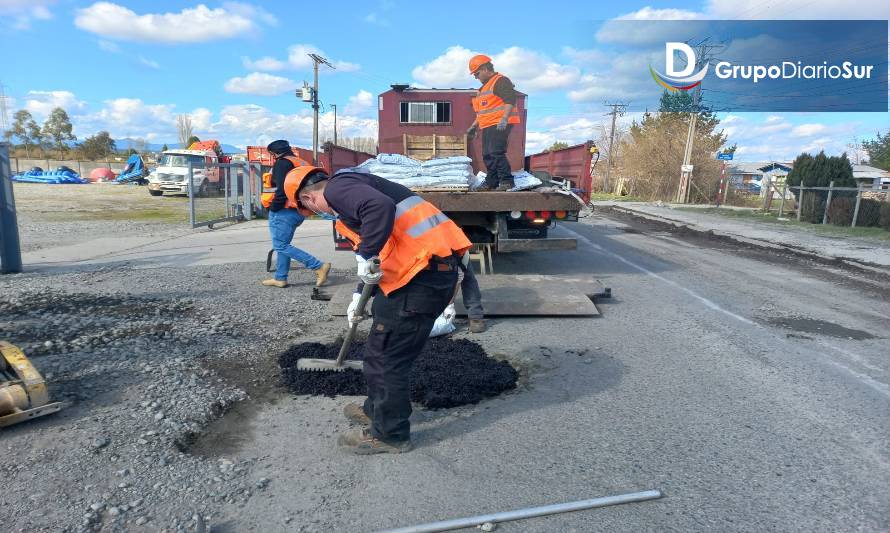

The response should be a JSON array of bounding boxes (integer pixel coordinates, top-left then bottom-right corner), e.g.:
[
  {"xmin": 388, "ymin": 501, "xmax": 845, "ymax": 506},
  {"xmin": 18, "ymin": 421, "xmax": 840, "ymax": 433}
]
[
  {"xmin": 763, "ymin": 316, "xmax": 876, "ymax": 340},
  {"xmin": 278, "ymin": 337, "xmax": 519, "ymax": 409},
  {"xmin": 176, "ymin": 337, "xmax": 519, "ymax": 458}
]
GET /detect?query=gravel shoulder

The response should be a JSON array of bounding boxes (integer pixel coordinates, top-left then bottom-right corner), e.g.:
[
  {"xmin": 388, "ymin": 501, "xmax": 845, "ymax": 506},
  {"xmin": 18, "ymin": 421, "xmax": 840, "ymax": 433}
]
[{"xmin": 602, "ymin": 201, "xmax": 890, "ymax": 269}]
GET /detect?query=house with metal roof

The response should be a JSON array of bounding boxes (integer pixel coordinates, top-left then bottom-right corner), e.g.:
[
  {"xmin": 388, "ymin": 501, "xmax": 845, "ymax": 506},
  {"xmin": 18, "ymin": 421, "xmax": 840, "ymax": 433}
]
[{"xmin": 852, "ymin": 164, "xmax": 890, "ymax": 189}]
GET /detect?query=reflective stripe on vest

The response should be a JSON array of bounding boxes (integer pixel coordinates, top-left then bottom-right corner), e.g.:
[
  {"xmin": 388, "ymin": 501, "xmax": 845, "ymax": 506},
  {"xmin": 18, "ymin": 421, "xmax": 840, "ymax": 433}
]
[
  {"xmin": 471, "ymin": 73, "xmax": 520, "ymax": 129},
  {"xmin": 334, "ymin": 194, "xmax": 471, "ymax": 295},
  {"xmin": 262, "ymin": 155, "xmax": 307, "ymax": 209}
]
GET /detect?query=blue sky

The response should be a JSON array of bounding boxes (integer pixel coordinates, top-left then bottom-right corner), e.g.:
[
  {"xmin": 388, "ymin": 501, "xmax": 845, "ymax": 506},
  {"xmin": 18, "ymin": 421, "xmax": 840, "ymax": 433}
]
[{"xmin": 1, "ymin": 0, "xmax": 887, "ymax": 161}]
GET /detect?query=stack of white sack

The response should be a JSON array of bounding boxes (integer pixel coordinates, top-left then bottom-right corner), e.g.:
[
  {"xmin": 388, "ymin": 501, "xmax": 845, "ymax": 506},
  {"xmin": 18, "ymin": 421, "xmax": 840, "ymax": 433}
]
[
  {"xmin": 350, "ymin": 153, "xmax": 472, "ymax": 187},
  {"xmin": 469, "ymin": 169, "xmax": 543, "ymax": 191}
]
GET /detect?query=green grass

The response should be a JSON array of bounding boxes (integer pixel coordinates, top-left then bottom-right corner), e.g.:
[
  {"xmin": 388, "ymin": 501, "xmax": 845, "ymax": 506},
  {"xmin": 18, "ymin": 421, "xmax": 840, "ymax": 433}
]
[{"xmin": 678, "ymin": 207, "xmax": 890, "ymax": 241}]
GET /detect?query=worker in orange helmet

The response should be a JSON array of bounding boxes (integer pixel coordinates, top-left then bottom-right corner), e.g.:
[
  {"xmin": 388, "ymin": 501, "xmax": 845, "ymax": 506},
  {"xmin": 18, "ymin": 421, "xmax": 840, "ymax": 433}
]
[
  {"xmin": 286, "ymin": 166, "xmax": 472, "ymax": 454},
  {"xmin": 261, "ymin": 139, "xmax": 331, "ymax": 288},
  {"xmin": 466, "ymin": 54, "xmax": 521, "ymax": 191}
]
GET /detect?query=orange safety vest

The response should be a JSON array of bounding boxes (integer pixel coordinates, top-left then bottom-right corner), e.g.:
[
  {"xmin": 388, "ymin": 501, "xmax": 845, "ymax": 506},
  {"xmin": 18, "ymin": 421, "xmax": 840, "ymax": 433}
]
[
  {"xmin": 261, "ymin": 155, "xmax": 309, "ymax": 209},
  {"xmin": 334, "ymin": 195, "xmax": 472, "ymax": 295},
  {"xmin": 472, "ymin": 73, "xmax": 520, "ymax": 129}
]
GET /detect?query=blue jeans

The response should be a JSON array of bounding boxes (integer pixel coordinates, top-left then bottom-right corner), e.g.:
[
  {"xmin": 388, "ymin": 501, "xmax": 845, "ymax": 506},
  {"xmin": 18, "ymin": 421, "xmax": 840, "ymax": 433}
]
[{"xmin": 268, "ymin": 209, "xmax": 323, "ymax": 281}]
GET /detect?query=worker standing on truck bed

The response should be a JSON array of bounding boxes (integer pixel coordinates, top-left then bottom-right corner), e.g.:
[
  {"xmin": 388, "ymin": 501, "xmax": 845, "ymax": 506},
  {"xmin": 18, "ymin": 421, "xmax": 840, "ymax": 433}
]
[
  {"xmin": 466, "ymin": 54, "xmax": 521, "ymax": 191},
  {"xmin": 287, "ymin": 168, "xmax": 472, "ymax": 454},
  {"xmin": 261, "ymin": 140, "xmax": 331, "ymax": 289}
]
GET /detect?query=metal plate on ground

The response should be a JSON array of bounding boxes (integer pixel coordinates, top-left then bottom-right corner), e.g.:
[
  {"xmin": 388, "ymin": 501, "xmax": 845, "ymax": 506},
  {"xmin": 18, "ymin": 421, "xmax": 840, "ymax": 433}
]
[{"xmin": 327, "ymin": 275, "xmax": 606, "ymax": 317}]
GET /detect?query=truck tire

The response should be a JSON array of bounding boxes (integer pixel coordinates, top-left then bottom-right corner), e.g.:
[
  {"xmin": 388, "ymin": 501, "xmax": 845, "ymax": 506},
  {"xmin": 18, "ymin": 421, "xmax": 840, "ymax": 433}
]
[
  {"xmin": 149, "ymin": 189, "xmax": 163, "ymax": 197},
  {"xmin": 198, "ymin": 179, "xmax": 209, "ymax": 197}
]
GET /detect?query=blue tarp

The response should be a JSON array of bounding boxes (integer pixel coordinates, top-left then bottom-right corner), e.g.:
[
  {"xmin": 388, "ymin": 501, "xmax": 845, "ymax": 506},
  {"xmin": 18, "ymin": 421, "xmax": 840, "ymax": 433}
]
[
  {"xmin": 115, "ymin": 154, "xmax": 147, "ymax": 183},
  {"xmin": 12, "ymin": 169, "xmax": 88, "ymax": 184}
]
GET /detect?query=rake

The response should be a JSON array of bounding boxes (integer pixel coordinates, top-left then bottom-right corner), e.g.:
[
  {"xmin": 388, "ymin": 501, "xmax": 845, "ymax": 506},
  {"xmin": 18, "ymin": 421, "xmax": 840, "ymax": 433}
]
[{"xmin": 296, "ymin": 260, "xmax": 379, "ymax": 372}]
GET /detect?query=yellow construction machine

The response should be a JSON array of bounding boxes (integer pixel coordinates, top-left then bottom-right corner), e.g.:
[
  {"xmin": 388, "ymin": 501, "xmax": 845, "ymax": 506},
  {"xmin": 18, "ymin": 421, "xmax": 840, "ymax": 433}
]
[{"xmin": 0, "ymin": 341, "xmax": 63, "ymax": 428}]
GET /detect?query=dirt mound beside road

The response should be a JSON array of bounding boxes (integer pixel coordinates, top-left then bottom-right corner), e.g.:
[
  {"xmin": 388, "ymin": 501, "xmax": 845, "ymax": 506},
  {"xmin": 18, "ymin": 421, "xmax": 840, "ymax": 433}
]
[{"xmin": 278, "ymin": 337, "xmax": 518, "ymax": 408}]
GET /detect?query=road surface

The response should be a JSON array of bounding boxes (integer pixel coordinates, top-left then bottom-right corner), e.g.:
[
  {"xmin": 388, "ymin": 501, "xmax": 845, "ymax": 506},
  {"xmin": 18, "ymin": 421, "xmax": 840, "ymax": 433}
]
[{"xmin": 207, "ymin": 210, "xmax": 890, "ymax": 532}]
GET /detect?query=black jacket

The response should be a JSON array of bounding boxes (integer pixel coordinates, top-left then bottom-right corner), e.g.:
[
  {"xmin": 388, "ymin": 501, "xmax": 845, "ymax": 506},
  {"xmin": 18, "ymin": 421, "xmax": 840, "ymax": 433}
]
[
  {"xmin": 269, "ymin": 157, "xmax": 296, "ymax": 212},
  {"xmin": 324, "ymin": 172, "xmax": 415, "ymax": 259}
]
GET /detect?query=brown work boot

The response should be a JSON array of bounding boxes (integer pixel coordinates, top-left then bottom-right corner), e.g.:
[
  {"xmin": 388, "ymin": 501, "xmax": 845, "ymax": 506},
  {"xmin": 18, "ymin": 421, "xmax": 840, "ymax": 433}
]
[
  {"xmin": 343, "ymin": 402, "xmax": 370, "ymax": 425},
  {"xmin": 261, "ymin": 279, "xmax": 288, "ymax": 288},
  {"xmin": 497, "ymin": 181, "xmax": 515, "ymax": 191},
  {"xmin": 469, "ymin": 318, "xmax": 487, "ymax": 333},
  {"xmin": 337, "ymin": 428, "xmax": 412, "ymax": 455},
  {"xmin": 475, "ymin": 184, "xmax": 494, "ymax": 191},
  {"xmin": 315, "ymin": 262, "xmax": 331, "ymax": 287}
]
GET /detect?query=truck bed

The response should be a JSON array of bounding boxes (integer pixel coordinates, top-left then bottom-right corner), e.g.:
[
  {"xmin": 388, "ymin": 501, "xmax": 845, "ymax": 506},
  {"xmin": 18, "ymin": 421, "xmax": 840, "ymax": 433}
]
[{"xmin": 418, "ymin": 191, "xmax": 582, "ymax": 212}]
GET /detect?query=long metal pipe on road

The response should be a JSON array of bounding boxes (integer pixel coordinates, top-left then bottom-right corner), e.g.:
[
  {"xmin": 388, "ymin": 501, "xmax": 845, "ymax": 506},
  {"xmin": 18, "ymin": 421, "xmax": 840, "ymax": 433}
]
[{"xmin": 377, "ymin": 489, "xmax": 663, "ymax": 533}]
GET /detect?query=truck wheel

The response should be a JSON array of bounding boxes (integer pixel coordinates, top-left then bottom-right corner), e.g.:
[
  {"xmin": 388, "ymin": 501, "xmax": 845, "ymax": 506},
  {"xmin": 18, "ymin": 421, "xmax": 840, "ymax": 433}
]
[
  {"xmin": 149, "ymin": 190, "xmax": 163, "ymax": 197},
  {"xmin": 198, "ymin": 180, "xmax": 209, "ymax": 197}
]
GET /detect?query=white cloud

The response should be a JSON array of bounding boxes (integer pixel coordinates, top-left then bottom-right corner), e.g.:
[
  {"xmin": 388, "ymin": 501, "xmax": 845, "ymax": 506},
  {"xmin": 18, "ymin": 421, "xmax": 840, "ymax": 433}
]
[
  {"xmin": 364, "ymin": 13, "xmax": 389, "ymax": 26},
  {"xmin": 242, "ymin": 56, "xmax": 287, "ymax": 71},
  {"xmin": 11, "ymin": 89, "xmax": 376, "ymax": 148},
  {"xmin": 344, "ymin": 89, "xmax": 374, "ymax": 116},
  {"xmin": 287, "ymin": 44, "xmax": 360, "ymax": 72},
  {"xmin": 211, "ymin": 104, "xmax": 376, "ymax": 147},
  {"xmin": 412, "ymin": 45, "xmax": 580, "ymax": 92},
  {"xmin": 1, "ymin": 0, "xmax": 54, "ymax": 29},
  {"xmin": 562, "ymin": 46, "xmax": 609, "ymax": 66},
  {"xmin": 223, "ymin": 73, "xmax": 299, "ymax": 96},
  {"xmin": 791, "ymin": 123, "xmax": 828, "ymax": 137},
  {"xmin": 97, "ymin": 39, "xmax": 120, "ymax": 53},
  {"xmin": 23, "ymin": 91, "xmax": 88, "ymax": 121},
  {"xmin": 74, "ymin": 2, "xmax": 263, "ymax": 43},
  {"xmin": 240, "ymin": 44, "xmax": 360, "ymax": 75},
  {"xmin": 82, "ymin": 98, "xmax": 176, "ymax": 137},
  {"xmin": 706, "ymin": 0, "xmax": 890, "ymax": 19},
  {"xmin": 138, "ymin": 56, "xmax": 160, "ymax": 69},
  {"xmin": 719, "ymin": 114, "xmax": 863, "ymax": 161}
]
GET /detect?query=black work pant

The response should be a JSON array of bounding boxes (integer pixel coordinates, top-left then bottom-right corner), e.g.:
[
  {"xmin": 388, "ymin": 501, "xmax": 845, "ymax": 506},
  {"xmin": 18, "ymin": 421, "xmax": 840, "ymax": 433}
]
[
  {"xmin": 362, "ymin": 268, "xmax": 458, "ymax": 444},
  {"xmin": 482, "ymin": 124, "xmax": 513, "ymax": 188}
]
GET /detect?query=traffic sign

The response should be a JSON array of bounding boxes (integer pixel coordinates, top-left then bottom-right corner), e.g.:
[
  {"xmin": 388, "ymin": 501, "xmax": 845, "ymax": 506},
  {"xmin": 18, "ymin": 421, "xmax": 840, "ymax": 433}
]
[{"xmin": 717, "ymin": 152, "xmax": 734, "ymax": 161}]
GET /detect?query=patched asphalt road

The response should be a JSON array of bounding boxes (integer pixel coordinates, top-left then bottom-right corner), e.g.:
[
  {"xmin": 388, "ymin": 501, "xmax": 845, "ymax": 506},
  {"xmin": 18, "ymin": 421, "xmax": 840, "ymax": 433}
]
[{"xmin": 210, "ymin": 211, "xmax": 890, "ymax": 532}]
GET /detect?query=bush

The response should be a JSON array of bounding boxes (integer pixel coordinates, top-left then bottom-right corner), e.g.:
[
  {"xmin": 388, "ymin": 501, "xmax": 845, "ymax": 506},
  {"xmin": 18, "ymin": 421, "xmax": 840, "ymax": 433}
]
[
  {"xmin": 827, "ymin": 197, "xmax": 854, "ymax": 226},
  {"xmin": 857, "ymin": 199, "xmax": 883, "ymax": 227},
  {"xmin": 880, "ymin": 202, "xmax": 890, "ymax": 230}
]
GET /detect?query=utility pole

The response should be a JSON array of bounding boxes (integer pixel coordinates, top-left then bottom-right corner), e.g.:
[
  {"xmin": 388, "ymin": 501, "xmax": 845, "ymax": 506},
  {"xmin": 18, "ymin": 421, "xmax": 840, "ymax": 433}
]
[
  {"xmin": 675, "ymin": 41, "xmax": 718, "ymax": 204},
  {"xmin": 307, "ymin": 53, "xmax": 334, "ymax": 165},
  {"xmin": 331, "ymin": 104, "xmax": 338, "ymax": 146},
  {"xmin": 603, "ymin": 102, "xmax": 626, "ymax": 193}
]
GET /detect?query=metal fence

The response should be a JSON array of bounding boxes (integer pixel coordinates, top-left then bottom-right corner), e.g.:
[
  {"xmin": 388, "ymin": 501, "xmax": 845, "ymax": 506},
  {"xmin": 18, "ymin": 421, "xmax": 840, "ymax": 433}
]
[
  {"xmin": 760, "ymin": 180, "xmax": 890, "ymax": 228},
  {"xmin": 186, "ymin": 162, "xmax": 262, "ymax": 229}
]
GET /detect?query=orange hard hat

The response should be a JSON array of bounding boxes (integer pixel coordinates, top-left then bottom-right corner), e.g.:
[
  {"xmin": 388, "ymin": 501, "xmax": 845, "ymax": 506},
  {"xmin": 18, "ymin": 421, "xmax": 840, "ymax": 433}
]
[
  {"xmin": 468, "ymin": 54, "xmax": 492, "ymax": 74},
  {"xmin": 283, "ymin": 165, "xmax": 327, "ymax": 213}
]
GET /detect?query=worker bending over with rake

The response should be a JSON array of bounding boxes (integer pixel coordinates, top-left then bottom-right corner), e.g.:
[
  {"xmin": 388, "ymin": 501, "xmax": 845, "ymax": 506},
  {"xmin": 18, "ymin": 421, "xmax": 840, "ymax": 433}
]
[
  {"xmin": 286, "ymin": 166, "xmax": 472, "ymax": 454},
  {"xmin": 260, "ymin": 140, "xmax": 331, "ymax": 289}
]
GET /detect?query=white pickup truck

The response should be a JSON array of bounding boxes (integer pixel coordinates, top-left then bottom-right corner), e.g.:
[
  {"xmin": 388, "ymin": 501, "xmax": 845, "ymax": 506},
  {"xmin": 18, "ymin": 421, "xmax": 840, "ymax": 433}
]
[{"xmin": 147, "ymin": 149, "xmax": 221, "ymax": 196}]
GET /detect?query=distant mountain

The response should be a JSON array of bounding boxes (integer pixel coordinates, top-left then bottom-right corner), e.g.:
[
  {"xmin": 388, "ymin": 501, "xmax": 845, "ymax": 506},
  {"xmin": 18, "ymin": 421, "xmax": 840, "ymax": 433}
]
[{"xmin": 116, "ymin": 138, "xmax": 244, "ymax": 154}]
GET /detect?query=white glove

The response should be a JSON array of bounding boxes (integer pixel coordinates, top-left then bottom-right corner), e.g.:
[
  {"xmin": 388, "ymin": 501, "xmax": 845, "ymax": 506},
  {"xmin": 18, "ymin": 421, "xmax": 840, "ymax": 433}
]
[
  {"xmin": 347, "ymin": 292, "xmax": 364, "ymax": 327},
  {"xmin": 356, "ymin": 255, "xmax": 383, "ymax": 285},
  {"xmin": 442, "ymin": 302, "xmax": 456, "ymax": 321}
]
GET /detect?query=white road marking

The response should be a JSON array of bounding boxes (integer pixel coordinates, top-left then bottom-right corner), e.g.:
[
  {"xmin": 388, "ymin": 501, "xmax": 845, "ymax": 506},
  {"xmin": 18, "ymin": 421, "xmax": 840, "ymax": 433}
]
[{"xmin": 562, "ymin": 225, "xmax": 890, "ymax": 399}]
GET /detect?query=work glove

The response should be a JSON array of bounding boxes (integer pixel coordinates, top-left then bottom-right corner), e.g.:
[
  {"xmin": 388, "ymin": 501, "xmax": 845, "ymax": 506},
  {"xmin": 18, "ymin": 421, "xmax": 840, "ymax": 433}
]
[
  {"xmin": 466, "ymin": 124, "xmax": 477, "ymax": 139},
  {"xmin": 356, "ymin": 255, "xmax": 383, "ymax": 285},
  {"xmin": 347, "ymin": 292, "xmax": 364, "ymax": 327},
  {"xmin": 496, "ymin": 118, "xmax": 508, "ymax": 131}
]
